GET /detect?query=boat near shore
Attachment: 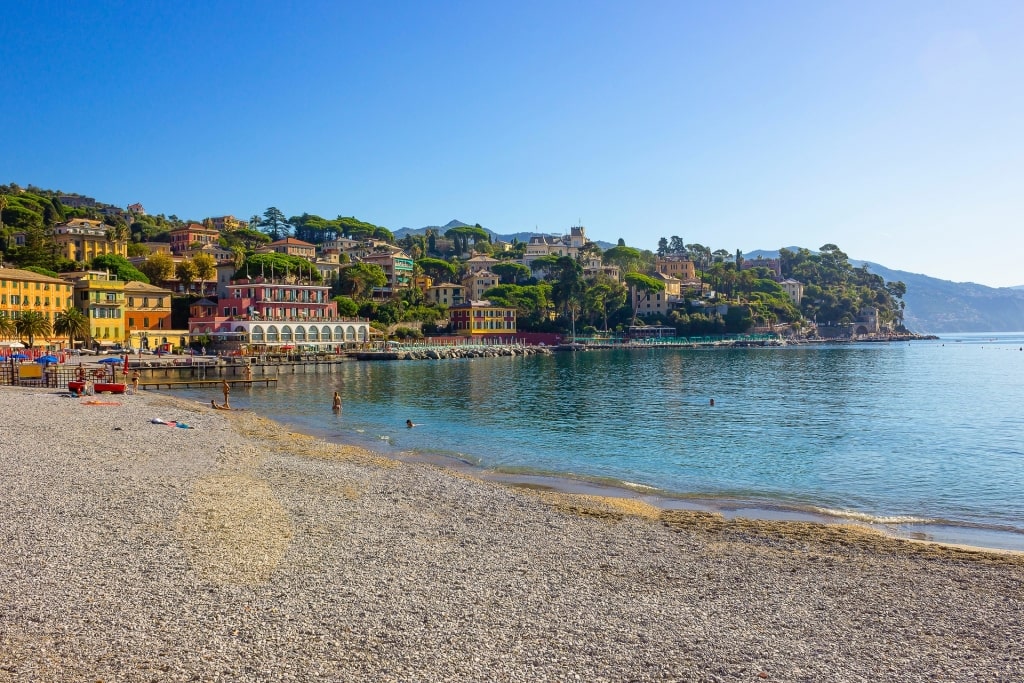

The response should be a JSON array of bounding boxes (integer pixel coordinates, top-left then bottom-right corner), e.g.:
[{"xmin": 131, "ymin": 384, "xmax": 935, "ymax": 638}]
[{"xmin": 69, "ymin": 380, "xmax": 127, "ymax": 395}]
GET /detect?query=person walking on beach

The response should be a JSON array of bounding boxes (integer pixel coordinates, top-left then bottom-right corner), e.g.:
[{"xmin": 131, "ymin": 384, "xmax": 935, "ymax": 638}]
[
  {"xmin": 332, "ymin": 391, "xmax": 342, "ymax": 411},
  {"xmin": 222, "ymin": 379, "xmax": 231, "ymax": 408},
  {"xmin": 131, "ymin": 370, "xmax": 140, "ymax": 395}
]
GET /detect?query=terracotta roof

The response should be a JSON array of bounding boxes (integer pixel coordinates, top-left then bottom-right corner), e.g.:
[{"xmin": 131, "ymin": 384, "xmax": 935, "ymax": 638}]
[
  {"xmin": 123, "ymin": 281, "xmax": 175, "ymax": 294},
  {"xmin": 269, "ymin": 237, "xmax": 315, "ymax": 247},
  {"xmin": 0, "ymin": 267, "xmax": 69, "ymax": 285}
]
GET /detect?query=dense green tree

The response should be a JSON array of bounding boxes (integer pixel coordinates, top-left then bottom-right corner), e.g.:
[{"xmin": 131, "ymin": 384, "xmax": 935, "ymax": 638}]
[
  {"xmin": 221, "ymin": 226, "xmax": 271, "ymax": 250},
  {"xmin": 332, "ymin": 295, "xmax": 359, "ymax": 317},
  {"xmin": 529, "ymin": 254, "xmax": 560, "ymax": 275},
  {"xmin": 91, "ymin": 254, "xmax": 149, "ymax": 283},
  {"xmin": 175, "ymin": 259, "xmax": 198, "ymax": 293},
  {"xmin": 582, "ymin": 278, "xmax": 627, "ymax": 331},
  {"xmin": 336, "ymin": 216, "xmax": 386, "ymax": 241},
  {"xmin": 236, "ymin": 253, "xmax": 322, "ymax": 282},
  {"xmin": 126, "ymin": 242, "xmax": 150, "ymax": 257},
  {"xmin": 549, "ymin": 256, "xmax": 584, "ymax": 321},
  {"xmin": 192, "ymin": 253, "xmax": 217, "ymax": 292},
  {"xmin": 492, "ymin": 261, "xmax": 531, "ymax": 284},
  {"xmin": 624, "ymin": 272, "xmax": 666, "ymax": 323},
  {"xmin": 258, "ymin": 207, "xmax": 291, "ymax": 240},
  {"xmin": 339, "ymin": 262, "xmax": 387, "ymax": 300},
  {"xmin": 140, "ymin": 252, "xmax": 175, "ymax": 284},
  {"xmin": 23, "ymin": 265, "xmax": 59, "ymax": 278},
  {"xmin": 416, "ymin": 257, "xmax": 458, "ymax": 282},
  {"xmin": 445, "ymin": 226, "xmax": 489, "ymax": 255},
  {"xmin": 603, "ymin": 245, "xmax": 643, "ymax": 274},
  {"xmin": 482, "ymin": 283, "xmax": 554, "ymax": 331}
]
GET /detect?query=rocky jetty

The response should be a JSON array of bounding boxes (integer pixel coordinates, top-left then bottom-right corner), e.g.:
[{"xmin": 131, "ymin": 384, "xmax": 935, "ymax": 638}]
[{"xmin": 358, "ymin": 345, "xmax": 554, "ymax": 361}]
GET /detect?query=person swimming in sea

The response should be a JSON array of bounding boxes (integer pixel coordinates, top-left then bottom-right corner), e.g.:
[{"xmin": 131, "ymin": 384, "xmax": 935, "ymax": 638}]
[{"xmin": 406, "ymin": 419, "xmax": 415, "ymax": 428}]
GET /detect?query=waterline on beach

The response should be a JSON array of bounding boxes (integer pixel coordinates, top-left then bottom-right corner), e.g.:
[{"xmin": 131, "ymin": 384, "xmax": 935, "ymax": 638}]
[{"xmin": 168, "ymin": 337, "xmax": 1024, "ymax": 552}]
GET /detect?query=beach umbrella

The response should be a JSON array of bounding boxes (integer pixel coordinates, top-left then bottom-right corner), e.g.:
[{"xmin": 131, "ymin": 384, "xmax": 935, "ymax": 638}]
[
  {"xmin": 10, "ymin": 353, "xmax": 29, "ymax": 360},
  {"xmin": 98, "ymin": 356, "xmax": 122, "ymax": 364},
  {"xmin": 35, "ymin": 355, "xmax": 60, "ymax": 364}
]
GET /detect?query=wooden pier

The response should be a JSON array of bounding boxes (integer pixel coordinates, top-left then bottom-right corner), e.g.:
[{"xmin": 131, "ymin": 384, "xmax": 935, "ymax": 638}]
[{"xmin": 138, "ymin": 378, "xmax": 278, "ymax": 391}]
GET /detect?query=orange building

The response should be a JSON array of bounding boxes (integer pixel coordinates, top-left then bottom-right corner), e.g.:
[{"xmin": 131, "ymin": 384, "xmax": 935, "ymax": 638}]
[
  {"xmin": 169, "ymin": 223, "xmax": 221, "ymax": 255},
  {"xmin": 124, "ymin": 281, "xmax": 174, "ymax": 333}
]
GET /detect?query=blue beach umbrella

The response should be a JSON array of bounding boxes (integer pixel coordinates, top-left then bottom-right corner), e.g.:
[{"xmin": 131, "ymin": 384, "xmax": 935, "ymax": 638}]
[
  {"xmin": 98, "ymin": 356, "xmax": 122, "ymax": 364},
  {"xmin": 10, "ymin": 353, "xmax": 29, "ymax": 360},
  {"xmin": 35, "ymin": 355, "xmax": 60, "ymax": 364}
]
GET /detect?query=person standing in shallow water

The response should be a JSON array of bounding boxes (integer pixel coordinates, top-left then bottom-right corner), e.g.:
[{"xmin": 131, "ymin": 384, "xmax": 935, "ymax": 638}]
[
  {"xmin": 222, "ymin": 379, "xmax": 230, "ymax": 408},
  {"xmin": 332, "ymin": 391, "xmax": 342, "ymax": 411}
]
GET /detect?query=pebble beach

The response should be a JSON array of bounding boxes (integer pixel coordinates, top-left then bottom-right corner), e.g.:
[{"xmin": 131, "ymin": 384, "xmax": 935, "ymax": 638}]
[{"xmin": 2, "ymin": 385, "xmax": 1023, "ymax": 682}]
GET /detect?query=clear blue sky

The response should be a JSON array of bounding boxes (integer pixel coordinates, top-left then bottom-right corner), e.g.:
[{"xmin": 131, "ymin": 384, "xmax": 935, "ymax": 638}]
[{"xmin": 3, "ymin": 1, "xmax": 1022, "ymax": 287}]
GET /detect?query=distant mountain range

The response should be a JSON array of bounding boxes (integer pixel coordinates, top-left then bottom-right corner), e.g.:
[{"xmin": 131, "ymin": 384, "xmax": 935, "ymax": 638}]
[{"xmin": 397, "ymin": 224, "xmax": 1023, "ymax": 333}]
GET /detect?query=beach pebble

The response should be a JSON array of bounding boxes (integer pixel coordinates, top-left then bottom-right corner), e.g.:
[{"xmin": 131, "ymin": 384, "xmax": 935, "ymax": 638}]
[{"xmin": 1, "ymin": 386, "xmax": 1022, "ymax": 681}]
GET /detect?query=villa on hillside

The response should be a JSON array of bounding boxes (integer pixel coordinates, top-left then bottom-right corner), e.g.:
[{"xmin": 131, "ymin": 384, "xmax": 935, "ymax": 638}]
[
  {"xmin": 169, "ymin": 223, "xmax": 220, "ymax": 255},
  {"xmin": 361, "ymin": 249, "xmax": 414, "ymax": 297},
  {"xmin": 260, "ymin": 237, "xmax": 317, "ymax": 260},
  {"xmin": 10, "ymin": 219, "xmax": 128, "ymax": 263},
  {"xmin": 462, "ymin": 270, "xmax": 500, "ymax": 301},
  {"xmin": 630, "ymin": 272, "xmax": 684, "ymax": 317},
  {"xmin": 426, "ymin": 283, "xmax": 466, "ymax": 307}
]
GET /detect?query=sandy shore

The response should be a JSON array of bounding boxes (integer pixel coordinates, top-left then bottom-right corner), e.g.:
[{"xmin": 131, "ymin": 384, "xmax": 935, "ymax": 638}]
[{"xmin": 1, "ymin": 386, "xmax": 1022, "ymax": 682}]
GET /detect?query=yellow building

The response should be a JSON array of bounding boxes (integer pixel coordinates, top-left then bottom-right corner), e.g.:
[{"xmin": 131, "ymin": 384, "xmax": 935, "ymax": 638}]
[
  {"xmin": 449, "ymin": 300, "xmax": 516, "ymax": 336},
  {"xmin": 61, "ymin": 271, "xmax": 127, "ymax": 349},
  {"xmin": 0, "ymin": 267, "xmax": 75, "ymax": 347},
  {"xmin": 51, "ymin": 219, "xmax": 129, "ymax": 262},
  {"xmin": 655, "ymin": 257, "xmax": 696, "ymax": 280}
]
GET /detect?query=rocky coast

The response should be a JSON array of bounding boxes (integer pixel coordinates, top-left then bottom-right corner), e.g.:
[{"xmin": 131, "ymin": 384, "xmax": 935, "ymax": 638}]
[{"xmin": 1, "ymin": 385, "xmax": 1022, "ymax": 682}]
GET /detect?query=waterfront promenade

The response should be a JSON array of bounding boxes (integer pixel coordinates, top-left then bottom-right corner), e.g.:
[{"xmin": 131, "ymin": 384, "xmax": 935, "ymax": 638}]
[{"xmin": 1, "ymin": 385, "xmax": 1021, "ymax": 681}]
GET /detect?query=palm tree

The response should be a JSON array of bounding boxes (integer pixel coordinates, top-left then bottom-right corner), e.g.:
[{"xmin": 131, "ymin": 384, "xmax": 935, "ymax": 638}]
[
  {"xmin": 54, "ymin": 306, "xmax": 90, "ymax": 348},
  {"xmin": 0, "ymin": 314, "xmax": 16, "ymax": 341},
  {"xmin": 15, "ymin": 310, "xmax": 52, "ymax": 349}
]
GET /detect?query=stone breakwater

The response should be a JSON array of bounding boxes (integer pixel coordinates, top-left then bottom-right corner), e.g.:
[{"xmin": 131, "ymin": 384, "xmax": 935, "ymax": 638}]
[
  {"xmin": 359, "ymin": 344, "xmax": 554, "ymax": 361},
  {"xmin": 1, "ymin": 385, "xmax": 1023, "ymax": 682}
]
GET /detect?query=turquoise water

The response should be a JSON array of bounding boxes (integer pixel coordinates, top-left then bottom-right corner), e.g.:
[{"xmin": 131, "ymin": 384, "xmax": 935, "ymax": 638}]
[{"xmin": 177, "ymin": 333, "xmax": 1024, "ymax": 549}]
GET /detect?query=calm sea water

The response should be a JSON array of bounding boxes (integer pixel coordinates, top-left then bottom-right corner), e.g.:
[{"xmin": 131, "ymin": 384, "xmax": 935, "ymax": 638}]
[{"xmin": 176, "ymin": 333, "xmax": 1024, "ymax": 550}]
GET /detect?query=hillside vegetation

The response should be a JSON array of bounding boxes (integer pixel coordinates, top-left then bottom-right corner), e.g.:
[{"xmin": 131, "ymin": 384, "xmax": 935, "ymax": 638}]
[{"xmin": 0, "ymin": 184, "xmax": 936, "ymax": 336}]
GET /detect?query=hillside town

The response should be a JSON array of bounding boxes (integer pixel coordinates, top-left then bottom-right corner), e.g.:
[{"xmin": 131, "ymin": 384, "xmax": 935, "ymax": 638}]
[{"xmin": 0, "ymin": 186, "xmax": 909, "ymax": 356}]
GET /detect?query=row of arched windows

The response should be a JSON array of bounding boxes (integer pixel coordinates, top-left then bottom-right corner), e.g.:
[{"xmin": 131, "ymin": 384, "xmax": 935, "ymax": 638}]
[{"xmin": 245, "ymin": 324, "xmax": 367, "ymax": 343}]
